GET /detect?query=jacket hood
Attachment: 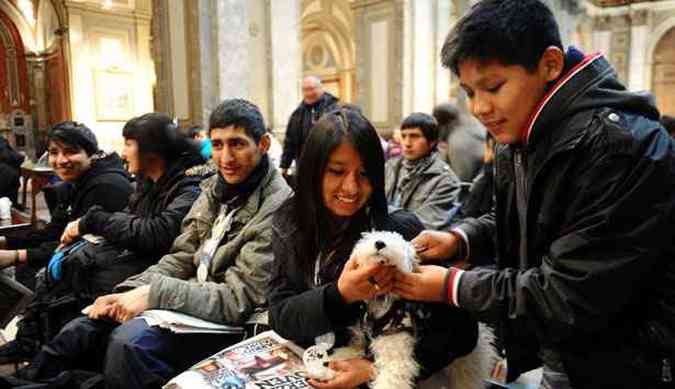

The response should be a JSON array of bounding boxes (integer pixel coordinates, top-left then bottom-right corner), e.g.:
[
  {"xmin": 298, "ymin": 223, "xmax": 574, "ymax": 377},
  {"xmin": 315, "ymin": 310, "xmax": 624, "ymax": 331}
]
[
  {"xmin": 526, "ymin": 47, "xmax": 660, "ymax": 146},
  {"xmin": 157, "ymin": 151, "xmax": 206, "ymax": 187},
  {"xmin": 76, "ymin": 151, "xmax": 129, "ymax": 187}
]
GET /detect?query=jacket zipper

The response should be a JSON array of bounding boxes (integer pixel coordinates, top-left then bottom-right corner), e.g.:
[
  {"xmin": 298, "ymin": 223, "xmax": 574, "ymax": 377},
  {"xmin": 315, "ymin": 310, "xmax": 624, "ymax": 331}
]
[{"xmin": 514, "ymin": 150, "xmax": 529, "ymax": 269}]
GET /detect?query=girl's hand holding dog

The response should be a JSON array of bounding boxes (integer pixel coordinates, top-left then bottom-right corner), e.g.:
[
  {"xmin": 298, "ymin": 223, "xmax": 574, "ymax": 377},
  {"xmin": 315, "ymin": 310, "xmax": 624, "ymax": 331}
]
[
  {"xmin": 308, "ymin": 358, "xmax": 374, "ymax": 389},
  {"xmin": 394, "ymin": 265, "xmax": 448, "ymax": 302},
  {"xmin": 338, "ymin": 255, "xmax": 395, "ymax": 304}
]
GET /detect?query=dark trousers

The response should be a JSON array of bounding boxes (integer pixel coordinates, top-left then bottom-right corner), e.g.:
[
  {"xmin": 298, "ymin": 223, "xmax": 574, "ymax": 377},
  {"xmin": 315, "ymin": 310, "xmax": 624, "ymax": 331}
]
[{"xmin": 31, "ymin": 316, "xmax": 240, "ymax": 389}]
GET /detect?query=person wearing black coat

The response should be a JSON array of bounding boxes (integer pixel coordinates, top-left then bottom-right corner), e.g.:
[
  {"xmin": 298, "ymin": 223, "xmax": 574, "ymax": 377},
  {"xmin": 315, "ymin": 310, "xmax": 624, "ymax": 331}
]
[
  {"xmin": 280, "ymin": 76, "xmax": 338, "ymax": 177},
  {"xmin": 0, "ymin": 121, "xmax": 133, "ymax": 289},
  {"xmin": 0, "ymin": 113, "xmax": 209, "ymax": 364},
  {"xmin": 268, "ymin": 107, "xmax": 477, "ymax": 389},
  {"xmin": 0, "ymin": 135, "xmax": 25, "ymax": 204},
  {"xmin": 397, "ymin": 2, "xmax": 675, "ymax": 388}
]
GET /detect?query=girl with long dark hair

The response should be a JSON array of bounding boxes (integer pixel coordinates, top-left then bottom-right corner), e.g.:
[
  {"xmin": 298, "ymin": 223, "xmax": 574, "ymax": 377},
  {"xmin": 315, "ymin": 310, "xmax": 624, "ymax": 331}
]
[{"xmin": 268, "ymin": 107, "xmax": 477, "ymax": 388}]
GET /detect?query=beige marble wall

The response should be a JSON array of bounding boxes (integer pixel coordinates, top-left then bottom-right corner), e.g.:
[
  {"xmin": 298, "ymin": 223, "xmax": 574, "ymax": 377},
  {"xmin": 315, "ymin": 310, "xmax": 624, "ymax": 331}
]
[
  {"xmin": 356, "ymin": 0, "xmax": 452, "ymax": 132},
  {"xmin": 64, "ymin": 0, "xmax": 154, "ymax": 152},
  {"xmin": 354, "ymin": 0, "xmax": 403, "ymax": 131},
  {"xmin": 268, "ymin": 0, "xmax": 302, "ymax": 135},
  {"xmin": 584, "ymin": 0, "xmax": 675, "ymax": 93}
]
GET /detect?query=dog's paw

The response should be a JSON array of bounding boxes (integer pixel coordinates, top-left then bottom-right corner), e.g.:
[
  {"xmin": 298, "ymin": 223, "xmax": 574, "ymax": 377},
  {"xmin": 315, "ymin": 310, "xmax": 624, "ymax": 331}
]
[{"xmin": 303, "ymin": 344, "xmax": 336, "ymax": 381}]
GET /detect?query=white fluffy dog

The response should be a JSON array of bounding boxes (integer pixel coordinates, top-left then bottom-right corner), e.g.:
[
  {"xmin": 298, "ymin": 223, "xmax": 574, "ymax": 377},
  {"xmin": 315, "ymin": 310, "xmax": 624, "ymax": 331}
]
[
  {"xmin": 305, "ymin": 231, "xmax": 419, "ymax": 389},
  {"xmin": 303, "ymin": 231, "xmax": 497, "ymax": 389}
]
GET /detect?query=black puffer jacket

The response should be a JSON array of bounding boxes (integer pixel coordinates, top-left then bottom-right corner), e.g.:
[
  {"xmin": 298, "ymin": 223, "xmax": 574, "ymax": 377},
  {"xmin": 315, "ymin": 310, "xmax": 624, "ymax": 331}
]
[
  {"xmin": 453, "ymin": 48, "xmax": 675, "ymax": 387},
  {"xmin": 78, "ymin": 153, "xmax": 209, "ymax": 258},
  {"xmin": 268, "ymin": 202, "xmax": 478, "ymax": 380},
  {"xmin": 0, "ymin": 136, "xmax": 24, "ymax": 203},
  {"xmin": 6, "ymin": 152, "xmax": 133, "ymax": 268},
  {"xmin": 280, "ymin": 93, "xmax": 339, "ymax": 170}
]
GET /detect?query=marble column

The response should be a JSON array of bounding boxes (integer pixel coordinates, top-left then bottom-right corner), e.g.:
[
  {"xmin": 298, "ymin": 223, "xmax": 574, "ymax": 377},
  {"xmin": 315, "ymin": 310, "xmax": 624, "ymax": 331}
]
[
  {"xmin": 356, "ymin": 0, "xmax": 452, "ymax": 131},
  {"xmin": 215, "ymin": 0, "xmax": 251, "ymax": 101},
  {"xmin": 267, "ymin": 0, "xmax": 302, "ymax": 135},
  {"xmin": 628, "ymin": 9, "xmax": 649, "ymax": 92},
  {"xmin": 354, "ymin": 0, "xmax": 404, "ymax": 132}
]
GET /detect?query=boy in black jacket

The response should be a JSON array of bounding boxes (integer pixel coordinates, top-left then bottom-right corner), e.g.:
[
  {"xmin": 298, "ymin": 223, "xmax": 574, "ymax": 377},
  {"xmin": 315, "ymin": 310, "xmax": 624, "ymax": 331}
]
[
  {"xmin": 395, "ymin": 1, "xmax": 675, "ymax": 388},
  {"xmin": 0, "ymin": 122, "xmax": 133, "ymax": 285}
]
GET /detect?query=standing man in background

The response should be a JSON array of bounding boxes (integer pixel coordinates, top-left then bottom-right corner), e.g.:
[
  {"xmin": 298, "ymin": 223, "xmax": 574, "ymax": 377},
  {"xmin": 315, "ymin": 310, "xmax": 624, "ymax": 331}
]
[{"xmin": 280, "ymin": 75, "xmax": 338, "ymax": 181}]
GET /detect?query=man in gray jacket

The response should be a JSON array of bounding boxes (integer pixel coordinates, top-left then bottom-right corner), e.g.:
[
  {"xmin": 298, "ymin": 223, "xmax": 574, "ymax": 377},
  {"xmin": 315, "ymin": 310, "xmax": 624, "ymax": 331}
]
[
  {"xmin": 20, "ymin": 99, "xmax": 292, "ymax": 389},
  {"xmin": 385, "ymin": 112, "xmax": 461, "ymax": 230}
]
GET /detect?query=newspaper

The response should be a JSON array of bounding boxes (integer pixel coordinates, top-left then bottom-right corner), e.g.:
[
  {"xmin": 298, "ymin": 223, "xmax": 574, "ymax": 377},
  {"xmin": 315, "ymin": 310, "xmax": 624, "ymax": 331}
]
[
  {"xmin": 139, "ymin": 309, "xmax": 244, "ymax": 335},
  {"xmin": 164, "ymin": 330, "xmax": 309, "ymax": 389},
  {"xmin": 0, "ymin": 271, "xmax": 33, "ymax": 328}
]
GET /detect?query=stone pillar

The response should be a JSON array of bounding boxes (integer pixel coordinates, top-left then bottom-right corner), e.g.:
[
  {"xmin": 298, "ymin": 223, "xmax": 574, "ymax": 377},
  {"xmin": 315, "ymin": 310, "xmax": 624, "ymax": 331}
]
[
  {"xmin": 356, "ymin": 0, "xmax": 451, "ymax": 131},
  {"xmin": 268, "ymin": 0, "xmax": 302, "ymax": 135},
  {"xmin": 354, "ymin": 0, "xmax": 404, "ymax": 133},
  {"xmin": 215, "ymin": 0, "xmax": 250, "ymax": 101},
  {"xmin": 26, "ymin": 56, "xmax": 48, "ymax": 134},
  {"xmin": 628, "ymin": 9, "xmax": 649, "ymax": 91},
  {"xmin": 592, "ymin": 15, "xmax": 612, "ymax": 58},
  {"xmin": 435, "ymin": 0, "xmax": 452, "ymax": 104},
  {"xmin": 157, "ymin": 0, "xmax": 300, "ymax": 132}
]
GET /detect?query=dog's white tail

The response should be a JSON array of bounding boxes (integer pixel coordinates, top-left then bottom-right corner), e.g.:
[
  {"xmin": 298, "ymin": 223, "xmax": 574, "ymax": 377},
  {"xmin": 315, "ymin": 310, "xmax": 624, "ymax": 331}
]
[
  {"xmin": 446, "ymin": 323, "xmax": 499, "ymax": 389},
  {"xmin": 419, "ymin": 323, "xmax": 498, "ymax": 389}
]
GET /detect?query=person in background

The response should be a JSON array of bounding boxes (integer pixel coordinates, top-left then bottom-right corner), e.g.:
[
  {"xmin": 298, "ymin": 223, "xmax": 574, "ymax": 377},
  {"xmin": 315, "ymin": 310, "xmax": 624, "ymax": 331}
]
[
  {"xmin": 0, "ymin": 134, "xmax": 24, "ymax": 205},
  {"xmin": 433, "ymin": 102, "xmax": 486, "ymax": 182},
  {"xmin": 280, "ymin": 75, "xmax": 338, "ymax": 179},
  {"xmin": 454, "ymin": 132, "xmax": 495, "ymax": 221},
  {"xmin": 661, "ymin": 115, "xmax": 675, "ymax": 138},
  {"xmin": 188, "ymin": 125, "xmax": 212, "ymax": 160},
  {"xmin": 385, "ymin": 112, "xmax": 461, "ymax": 230},
  {"xmin": 0, "ymin": 121, "xmax": 133, "ymax": 290}
]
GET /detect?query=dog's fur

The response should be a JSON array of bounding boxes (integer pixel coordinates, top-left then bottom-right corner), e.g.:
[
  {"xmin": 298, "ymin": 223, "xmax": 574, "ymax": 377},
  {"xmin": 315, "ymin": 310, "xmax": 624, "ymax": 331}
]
[{"xmin": 304, "ymin": 231, "xmax": 496, "ymax": 389}]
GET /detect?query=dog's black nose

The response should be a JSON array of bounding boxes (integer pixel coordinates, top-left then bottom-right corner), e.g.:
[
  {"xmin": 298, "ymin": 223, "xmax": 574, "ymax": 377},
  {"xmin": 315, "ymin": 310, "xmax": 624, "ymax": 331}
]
[{"xmin": 375, "ymin": 240, "xmax": 386, "ymax": 251}]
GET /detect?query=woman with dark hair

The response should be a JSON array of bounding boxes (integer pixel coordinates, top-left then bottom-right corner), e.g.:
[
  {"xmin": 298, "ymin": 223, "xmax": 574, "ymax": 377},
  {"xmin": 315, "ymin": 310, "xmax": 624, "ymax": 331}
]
[
  {"xmin": 268, "ymin": 107, "xmax": 477, "ymax": 388},
  {"xmin": 0, "ymin": 113, "xmax": 210, "ymax": 365}
]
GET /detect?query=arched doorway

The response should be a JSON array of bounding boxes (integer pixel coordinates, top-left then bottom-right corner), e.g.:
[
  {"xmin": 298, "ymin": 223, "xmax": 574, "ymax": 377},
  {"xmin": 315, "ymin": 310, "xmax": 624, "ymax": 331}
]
[
  {"xmin": 302, "ymin": 0, "xmax": 356, "ymax": 102},
  {"xmin": 0, "ymin": 10, "xmax": 30, "ymax": 115},
  {"xmin": 652, "ymin": 27, "xmax": 675, "ymax": 116},
  {"xmin": 0, "ymin": 8, "xmax": 31, "ymax": 152}
]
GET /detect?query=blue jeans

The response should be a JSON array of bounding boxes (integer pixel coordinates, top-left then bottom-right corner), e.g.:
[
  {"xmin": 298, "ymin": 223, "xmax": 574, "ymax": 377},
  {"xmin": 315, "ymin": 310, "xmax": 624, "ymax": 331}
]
[{"xmin": 31, "ymin": 316, "xmax": 240, "ymax": 389}]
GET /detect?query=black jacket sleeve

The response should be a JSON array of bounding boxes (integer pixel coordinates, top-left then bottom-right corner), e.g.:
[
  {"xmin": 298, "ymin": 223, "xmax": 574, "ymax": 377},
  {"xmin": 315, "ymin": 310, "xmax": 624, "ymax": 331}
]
[
  {"xmin": 456, "ymin": 145, "xmax": 672, "ymax": 343},
  {"xmin": 78, "ymin": 180, "xmax": 201, "ymax": 254},
  {"xmin": 267, "ymin": 226, "xmax": 360, "ymax": 347},
  {"xmin": 14, "ymin": 179, "xmax": 132, "ymax": 268},
  {"xmin": 280, "ymin": 110, "xmax": 301, "ymax": 170}
]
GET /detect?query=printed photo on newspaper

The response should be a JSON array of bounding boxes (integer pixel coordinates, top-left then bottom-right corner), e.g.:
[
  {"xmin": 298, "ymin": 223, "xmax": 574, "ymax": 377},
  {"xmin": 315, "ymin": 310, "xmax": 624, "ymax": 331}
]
[{"xmin": 164, "ymin": 330, "xmax": 310, "ymax": 389}]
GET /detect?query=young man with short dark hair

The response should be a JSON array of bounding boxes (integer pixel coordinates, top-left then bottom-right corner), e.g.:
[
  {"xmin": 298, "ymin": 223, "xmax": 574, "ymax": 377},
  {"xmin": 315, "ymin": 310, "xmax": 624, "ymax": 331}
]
[
  {"xmin": 19, "ymin": 100, "xmax": 292, "ymax": 389},
  {"xmin": 394, "ymin": 1, "xmax": 675, "ymax": 388},
  {"xmin": 385, "ymin": 112, "xmax": 460, "ymax": 230},
  {"xmin": 0, "ymin": 122, "xmax": 133, "ymax": 289}
]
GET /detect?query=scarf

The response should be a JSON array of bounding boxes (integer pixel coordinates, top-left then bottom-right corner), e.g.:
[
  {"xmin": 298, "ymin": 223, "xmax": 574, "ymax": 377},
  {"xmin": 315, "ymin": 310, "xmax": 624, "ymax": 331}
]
[{"xmin": 214, "ymin": 154, "xmax": 270, "ymax": 209}]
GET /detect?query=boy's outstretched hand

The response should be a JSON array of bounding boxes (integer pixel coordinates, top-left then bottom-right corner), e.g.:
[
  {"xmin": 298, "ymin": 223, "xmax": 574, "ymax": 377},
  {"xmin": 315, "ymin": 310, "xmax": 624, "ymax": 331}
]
[
  {"xmin": 412, "ymin": 230, "xmax": 460, "ymax": 262},
  {"xmin": 393, "ymin": 265, "xmax": 448, "ymax": 302}
]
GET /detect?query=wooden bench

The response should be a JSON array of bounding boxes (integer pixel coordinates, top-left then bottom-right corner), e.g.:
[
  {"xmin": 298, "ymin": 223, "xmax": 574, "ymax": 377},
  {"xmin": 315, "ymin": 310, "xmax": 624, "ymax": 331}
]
[{"xmin": 0, "ymin": 208, "xmax": 32, "ymax": 235}]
